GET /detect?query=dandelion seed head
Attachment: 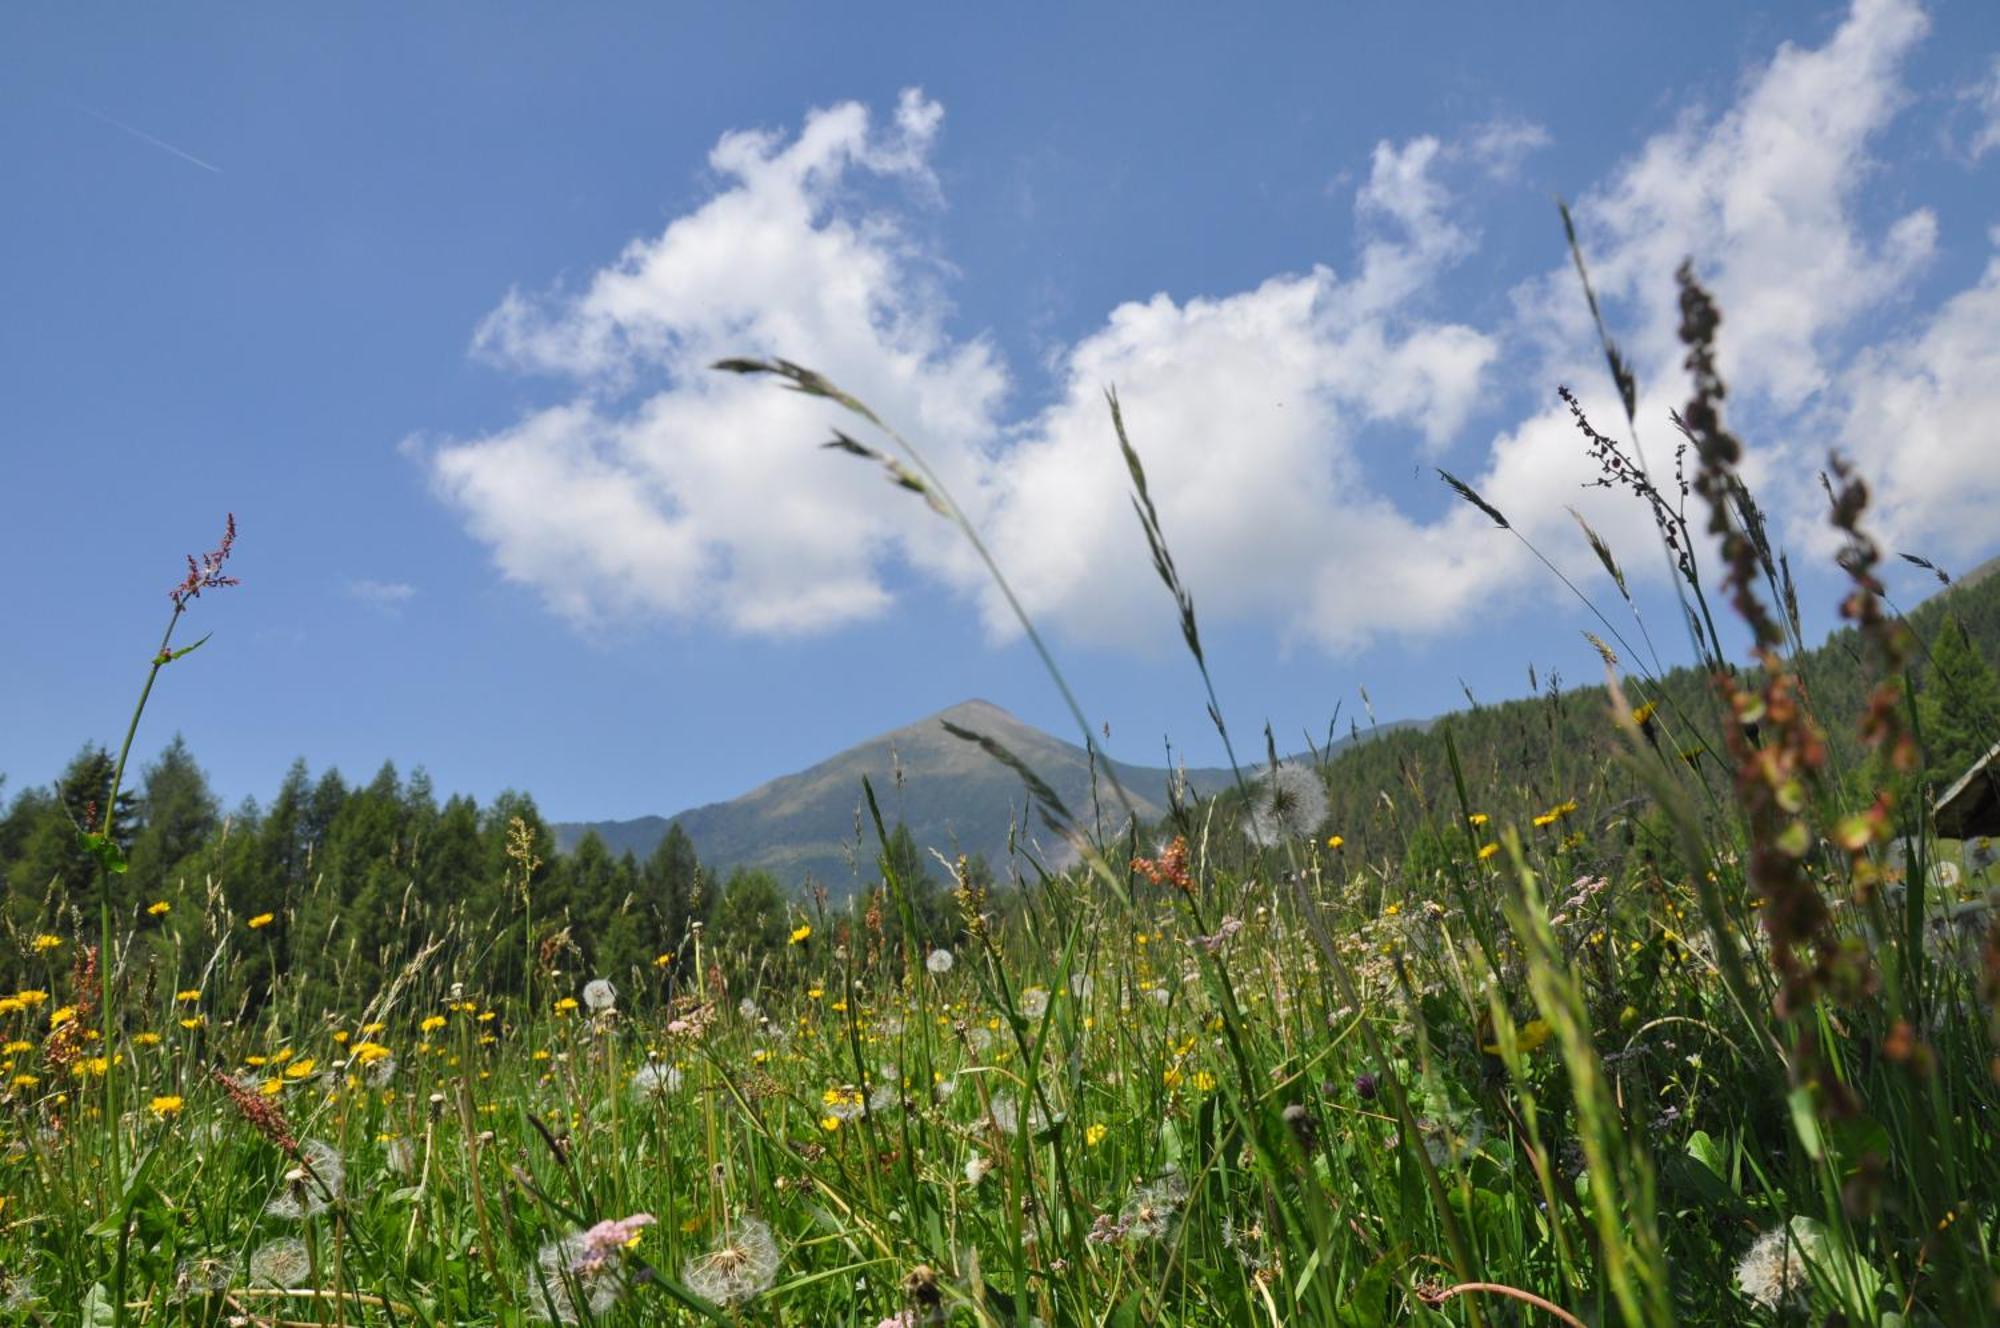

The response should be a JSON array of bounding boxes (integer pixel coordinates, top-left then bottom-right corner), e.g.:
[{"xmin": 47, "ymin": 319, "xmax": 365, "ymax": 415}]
[
  {"xmin": 173, "ymin": 1255, "xmax": 232, "ymax": 1301},
  {"xmin": 0, "ymin": 1270, "xmax": 36, "ymax": 1312},
  {"xmin": 1119, "ymin": 1173, "xmax": 1189, "ymax": 1242},
  {"xmin": 1735, "ymin": 1219, "xmax": 1828, "ymax": 1310},
  {"xmin": 582, "ymin": 979, "xmax": 617, "ymax": 1013},
  {"xmin": 1245, "ymin": 762, "xmax": 1328, "ymax": 846},
  {"xmin": 682, "ymin": 1217, "xmax": 781, "ymax": 1307},
  {"xmin": 531, "ymin": 1233, "xmax": 620, "ymax": 1322},
  {"xmin": 265, "ymin": 1138, "xmax": 343, "ymax": 1219},
  {"xmin": 385, "ymin": 1136, "xmax": 417, "ymax": 1176},
  {"xmin": 632, "ymin": 1062, "xmax": 683, "ymax": 1099},
  {"xmin": 250, "ymin": 1237, "xmax": 311, "ymax": 1288},
  {"xmin": 926, "ymin": 948, "xmax": 954, "ymax": 974},
  {"xmin": 986, "ymin": 1093, "xmax": 1045, "ymax": 1137}
]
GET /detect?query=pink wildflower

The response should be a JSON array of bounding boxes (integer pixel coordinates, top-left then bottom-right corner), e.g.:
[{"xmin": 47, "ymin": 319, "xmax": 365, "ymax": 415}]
[{"xmin": 573, "ymin": 1213, "xmax": 656, "ymax": 1275}]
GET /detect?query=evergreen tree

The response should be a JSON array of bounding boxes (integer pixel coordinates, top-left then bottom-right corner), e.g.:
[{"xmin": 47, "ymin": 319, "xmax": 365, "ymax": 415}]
[
  {"xmin": 641, "ymin": 823, "xmax": 707, "ymax": 959},
  {"xmin": 878, "ymin": 822, "xmax": 954, "ymax": 945},
  {"xmin": 5, "ymin": 746, "xmax": 136, "ymax": 921},
  {"xmin": 710, "ymin": 868, "xmax": 788, "ymax": 969},
  {"xmin": 127, "ymin": 734, "xmax": 221, "ymax": 898},
  {"xmin": 1919, "ymin": 614, "xmax": 2000, "ymax": 779}
]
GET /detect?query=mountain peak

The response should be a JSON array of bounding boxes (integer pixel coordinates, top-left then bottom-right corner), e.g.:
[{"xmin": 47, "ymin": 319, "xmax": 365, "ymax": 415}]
[
  {"xmin": 553, "ymin": 699, "xmax": 1241, "ymax": 891},
  {"xmin": 930, "ymin": 698, "xmax": 1019, "ymax": 727}
]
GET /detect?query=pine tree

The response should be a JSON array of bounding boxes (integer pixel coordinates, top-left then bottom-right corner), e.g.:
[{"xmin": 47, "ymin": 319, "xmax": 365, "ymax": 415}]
[
  {"xmin": 5, "ymin": 746, "xmax": 137, "ymax": 920},
  {"xmin": 127, "ymin": 734, "xmax": 221, "ymax": 899},
  {"xmin": 642, "ymin": 823, "xmax": 707, "ymax": 960},
  {"xmin": 1918, "ymin": 614, "xmax": 2000, "ymax": 780},
  {"xmin": 711, "ymin": 868, "xmax": 788, "ymax": 968}
]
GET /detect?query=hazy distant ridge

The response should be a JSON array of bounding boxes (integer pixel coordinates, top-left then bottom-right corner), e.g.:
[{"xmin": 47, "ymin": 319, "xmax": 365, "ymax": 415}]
[{"xmin": 554, "ymin": 699, "xmax": 1334, "ymax": 890}]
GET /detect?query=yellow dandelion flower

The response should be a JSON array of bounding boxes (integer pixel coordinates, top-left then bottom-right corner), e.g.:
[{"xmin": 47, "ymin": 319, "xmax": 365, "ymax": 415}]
[
  {"xmin": 149, "ymin": 1095, "xmax": 184, "ymax": 1117},
  {"xmin": 14, "ymin": 991, "xmax": 48, "ymax": 1007},
  {"xmin": 420, "ymin": 1014, "xmax": 447, "ymax": 1033},
  {"xmin": 1325, "ymin": 834, "xmax": 1345, "ymax": 850},
  {"xmin": 2, "ymin": 1041, "xmax": 30, "ymax": 1055},
  {"xmin": 1468, "ymin": 812, "xmax": 1489, "ymax": 826},
  {"xmin": 247, "ymin": 913, "xmax": 274, "ymax": 930},
  {"xmin": 133, "ymin": 1032, "xmax": 162, "ymax": 1047},
  {"xmin": 653, "ymin": 952, "xmax": 673, "ymax": 968},
  {"xmin": 11, "ymin": 1073, "xmax": 38, "ymax": 1088},
  {"xmin": 1483, "ymin": 1019, "xmax": 1553, "ymax": 1056},
  {"xmin": 1085, "ymin": 1123, "xmax": 1108, "ymax": 1147},
  {"xmin": 147, "ymin": 900, "xmax": 171, "ymax": 916},
  {"xmin": 0, "ymin": 999, "xmax": 21, "ymax": 1016},
  {"xmin": 260, "ymin": 1078, "xmax": 282, "ymax": 1096},
  {"xmin": 175, "ymin": 989, "xmax": 202, "ymax": 1003},
  {"xmin": 178, "ymin": 1016, "xmax": 203, "ymax": 1029},
  {"xmin": 1478, "ymin": 843, "xmax": 1499, "ymax": 861},
  {"xmin": 32, "ymin": 935, "xmax": 61, "ymax": 953},
  {"xmin": 788, "ymin": 924, "xmax": 812, "ymax": 945},
  {"xmin": 352, "ymin": 1042, "xmax": 392, "ymax": 1065},
  {"xmin": 820, "ymin": 1115, "xmax": 841, "ymax": 1132},
  {"xmin": 49, "ymin": 1005, "xmax": 77, "ymax": 1028},
  {"xmin": 284, "ymin": 1058, "xmax": 316, "ymax": 1079}
]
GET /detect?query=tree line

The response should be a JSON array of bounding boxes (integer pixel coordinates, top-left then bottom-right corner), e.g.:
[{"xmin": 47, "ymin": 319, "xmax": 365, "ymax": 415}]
[{"xmin": 0, "ymin": 745, "xmax": 974, "ymax": 1005}]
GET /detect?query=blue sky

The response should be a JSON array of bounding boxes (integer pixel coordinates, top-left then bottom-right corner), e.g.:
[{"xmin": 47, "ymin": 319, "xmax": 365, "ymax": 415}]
[{"xmin": 3, "ymin": 1, "xmax": 1997, "ymax": 823}]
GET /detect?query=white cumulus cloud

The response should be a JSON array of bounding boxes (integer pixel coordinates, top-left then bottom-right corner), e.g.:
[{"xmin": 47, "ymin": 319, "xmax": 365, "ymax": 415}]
[{"xmin": 423, "ymin": 0, "xmax": 1999, "ymax": 657}]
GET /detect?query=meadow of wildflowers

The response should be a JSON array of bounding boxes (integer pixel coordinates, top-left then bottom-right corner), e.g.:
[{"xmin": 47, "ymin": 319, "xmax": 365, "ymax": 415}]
[{"xmin": 1, "ymin": 256, "xmax": 1997, "ymax": 1327}]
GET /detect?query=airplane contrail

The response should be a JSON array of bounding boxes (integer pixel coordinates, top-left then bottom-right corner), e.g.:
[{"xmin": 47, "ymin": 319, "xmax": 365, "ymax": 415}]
[{"xmin": 78, "ymin": 104, "xmax": 222, "ymax": 174}]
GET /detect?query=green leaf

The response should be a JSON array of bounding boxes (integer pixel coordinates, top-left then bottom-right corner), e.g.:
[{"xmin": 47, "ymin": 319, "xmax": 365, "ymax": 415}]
[
  {"xmin": 1332, "ymin": 1257, "xmax": 1394, "ymax": 1327},
  {"xmin": 80, "ymin": 830, "xmax": 127, "ymax": 874},
  {"xmin": 1787, "ymin": 1085, "xmax": 1825, "ymax": 1161},
  {"xmin": 1686, "ymin": 1129, "xmax": 1725, "ymax": 1182},
  {"xmin": 80, "ymin": 1284, "xmax": 116, "ymax": 1327},
  {"xmin": 165, "ymin": 632, "xmax": 212, "ymax": 664}
]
